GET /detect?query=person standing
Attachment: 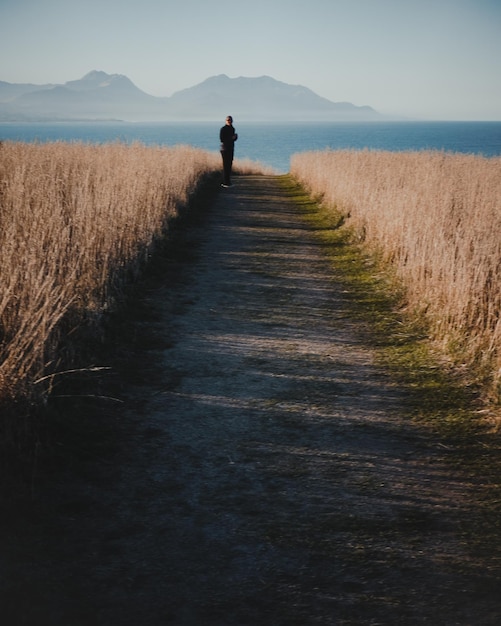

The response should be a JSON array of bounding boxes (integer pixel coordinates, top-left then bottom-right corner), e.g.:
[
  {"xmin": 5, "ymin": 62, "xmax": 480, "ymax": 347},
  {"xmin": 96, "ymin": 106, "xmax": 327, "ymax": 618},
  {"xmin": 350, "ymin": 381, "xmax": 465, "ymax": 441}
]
[{"xmin": 220, "ymin": 115, "xmax": 238, "ymax": 187}]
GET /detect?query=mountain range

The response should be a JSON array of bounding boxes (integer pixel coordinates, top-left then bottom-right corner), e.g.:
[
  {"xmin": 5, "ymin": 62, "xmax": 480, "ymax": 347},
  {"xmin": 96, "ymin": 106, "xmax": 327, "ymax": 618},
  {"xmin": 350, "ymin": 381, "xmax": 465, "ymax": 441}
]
[{"xmin": 0, "ymin": 70, "xmax": 382, "ymax": 122}]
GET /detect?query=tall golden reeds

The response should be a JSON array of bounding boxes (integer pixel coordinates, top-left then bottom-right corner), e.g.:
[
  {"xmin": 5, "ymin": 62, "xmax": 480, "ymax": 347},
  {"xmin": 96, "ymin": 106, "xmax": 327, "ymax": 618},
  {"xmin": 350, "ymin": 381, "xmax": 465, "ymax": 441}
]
[
  {"xmin": 291, "ymin": 149, "xmax": 501, "ymax": 400},
  {"xmin": 0, "ymin": 141, "xmax": 220, "ymax": 406}
]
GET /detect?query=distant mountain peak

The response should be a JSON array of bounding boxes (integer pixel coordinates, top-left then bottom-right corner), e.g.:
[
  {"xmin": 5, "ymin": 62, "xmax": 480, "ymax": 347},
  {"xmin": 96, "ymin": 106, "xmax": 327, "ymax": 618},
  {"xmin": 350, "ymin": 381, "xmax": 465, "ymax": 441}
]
[
  {"xmin": 168, "ymin": 74, "xmax": 380, "ymax": 121},
  {"xmin": 66, "ymin": 71, "xmax": 134, "ymax": 91},
  {"xmin": 81, "ymin": 70, "xmax": 111, "ymax": 81}
]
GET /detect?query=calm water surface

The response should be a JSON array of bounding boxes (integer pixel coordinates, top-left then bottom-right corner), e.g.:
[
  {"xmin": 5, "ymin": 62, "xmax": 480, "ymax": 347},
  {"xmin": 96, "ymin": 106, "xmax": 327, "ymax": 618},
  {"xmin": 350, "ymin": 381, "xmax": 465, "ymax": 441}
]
[{"xmin": 1, "ymin": 121, "xmax": 500, "ymax": 173}]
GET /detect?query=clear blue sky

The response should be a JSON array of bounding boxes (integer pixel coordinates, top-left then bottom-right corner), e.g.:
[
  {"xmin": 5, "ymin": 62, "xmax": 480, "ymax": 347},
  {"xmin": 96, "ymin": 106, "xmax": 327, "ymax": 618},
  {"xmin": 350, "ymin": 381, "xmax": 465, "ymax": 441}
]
[{"xmin": 1, "ymin": 0, "xmax": 500, "ymax": 120}]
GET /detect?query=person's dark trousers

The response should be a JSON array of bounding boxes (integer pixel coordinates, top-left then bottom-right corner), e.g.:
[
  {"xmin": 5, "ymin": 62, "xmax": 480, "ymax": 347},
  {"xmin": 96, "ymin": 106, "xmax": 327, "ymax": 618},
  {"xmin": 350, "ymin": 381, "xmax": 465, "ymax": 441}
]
[{"xmin": 221, "ymin": 149, "xmax": 234, "ymax": 185}]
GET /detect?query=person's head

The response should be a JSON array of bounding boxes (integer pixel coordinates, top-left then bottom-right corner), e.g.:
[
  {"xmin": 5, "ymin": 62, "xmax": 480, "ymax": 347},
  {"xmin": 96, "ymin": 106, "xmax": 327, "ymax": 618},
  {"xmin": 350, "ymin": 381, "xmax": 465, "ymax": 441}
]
[{"xmin": 225, "ymin": 115, "xmax": 233, "ymax": 125}]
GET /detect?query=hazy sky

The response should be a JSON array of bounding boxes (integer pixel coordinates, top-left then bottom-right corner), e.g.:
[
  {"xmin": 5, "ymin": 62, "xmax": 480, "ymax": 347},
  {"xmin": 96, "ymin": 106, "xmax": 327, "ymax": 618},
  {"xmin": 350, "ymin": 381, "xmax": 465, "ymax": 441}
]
[{"xmin": 1, "ymin": 0, "xmax": 500, "ymax": 120}]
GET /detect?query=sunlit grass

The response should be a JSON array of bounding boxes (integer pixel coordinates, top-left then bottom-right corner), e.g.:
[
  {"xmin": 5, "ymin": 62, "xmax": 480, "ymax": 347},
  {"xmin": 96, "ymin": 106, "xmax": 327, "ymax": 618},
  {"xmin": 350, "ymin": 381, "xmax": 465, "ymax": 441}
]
[
  {"xmin": 291, "ymin": 149, "xmax": 501, "ymax": 411},
  {"xmin": 0, "ymin": 141, "xmax": 223, "ymax": 411},
  {"xmin": 278, "ymin": 175, "xmax": 492, "ymax": 442}
]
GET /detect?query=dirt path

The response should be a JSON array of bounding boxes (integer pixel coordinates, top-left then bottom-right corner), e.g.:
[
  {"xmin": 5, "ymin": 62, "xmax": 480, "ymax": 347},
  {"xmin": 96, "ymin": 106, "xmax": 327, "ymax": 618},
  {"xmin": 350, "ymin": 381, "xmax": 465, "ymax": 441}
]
[{"xmin": 2, "ymin": 175, "xmax": 500, "ymax": 625}]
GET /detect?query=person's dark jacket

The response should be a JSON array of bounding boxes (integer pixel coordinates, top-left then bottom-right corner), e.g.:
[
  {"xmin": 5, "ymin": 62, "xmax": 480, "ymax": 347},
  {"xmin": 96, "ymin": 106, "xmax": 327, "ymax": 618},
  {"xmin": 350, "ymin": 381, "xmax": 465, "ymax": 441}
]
[{"xmin": 220, "ymin": 124, "xmax": 237, "ymax": 152}]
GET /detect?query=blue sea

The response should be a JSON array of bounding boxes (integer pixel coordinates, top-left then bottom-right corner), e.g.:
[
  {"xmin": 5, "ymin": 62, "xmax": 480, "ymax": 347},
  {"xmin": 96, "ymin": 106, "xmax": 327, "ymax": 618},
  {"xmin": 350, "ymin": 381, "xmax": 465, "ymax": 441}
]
[{"xmin": 1, "ymin": 121, "xmax": 500, "ymax": 173}]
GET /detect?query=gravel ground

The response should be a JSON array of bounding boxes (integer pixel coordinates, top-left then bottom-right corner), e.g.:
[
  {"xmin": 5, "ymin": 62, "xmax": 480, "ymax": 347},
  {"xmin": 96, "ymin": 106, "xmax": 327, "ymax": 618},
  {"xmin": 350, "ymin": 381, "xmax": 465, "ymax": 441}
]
[{"xmin": 1, "ymin": 175, "xmax": 500, "ymax": 625}]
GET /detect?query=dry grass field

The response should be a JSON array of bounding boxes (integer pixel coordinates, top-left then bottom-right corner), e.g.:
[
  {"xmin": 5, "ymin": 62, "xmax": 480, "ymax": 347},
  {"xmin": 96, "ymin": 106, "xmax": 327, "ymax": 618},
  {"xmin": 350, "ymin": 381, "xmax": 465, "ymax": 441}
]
[
  {"xmin": 0, "ymin": 141, "xmax": 226, "ymax": 412},
  {"xmin": 291, "ymin": 149, "xmax": 501, "ymax": 404}
]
